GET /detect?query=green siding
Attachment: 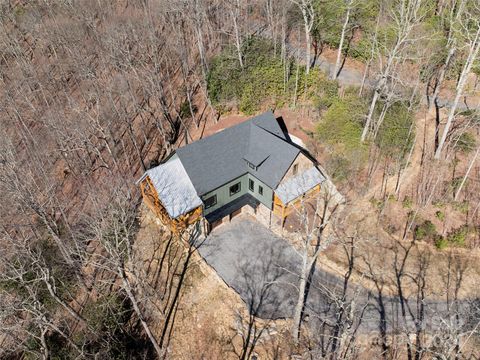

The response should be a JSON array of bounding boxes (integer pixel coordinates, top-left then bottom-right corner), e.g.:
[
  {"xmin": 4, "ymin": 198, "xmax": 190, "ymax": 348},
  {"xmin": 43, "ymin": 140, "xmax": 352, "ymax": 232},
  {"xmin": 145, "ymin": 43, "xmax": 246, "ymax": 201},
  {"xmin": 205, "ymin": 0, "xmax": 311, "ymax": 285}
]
[
  {"xmin": 201, "ymin": 173, "xmax": 274, "ymax": 216},
  {"xmin": 202, "ymin": 175, "xmax": 249, "ymax": 216},
  {"xmin": 247, "ymin": 174, "xmax": 273, "ymax": 209}
]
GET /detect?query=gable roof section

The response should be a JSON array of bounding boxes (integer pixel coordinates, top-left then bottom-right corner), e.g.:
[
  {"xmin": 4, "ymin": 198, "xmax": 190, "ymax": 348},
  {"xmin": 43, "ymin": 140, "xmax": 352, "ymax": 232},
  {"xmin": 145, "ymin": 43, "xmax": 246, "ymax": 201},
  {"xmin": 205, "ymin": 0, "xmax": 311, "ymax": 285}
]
[
  {"xmin": 176, "ymin": 111, "xmax": 300, "ymax": 195},
  {"xmin": 275, "ymin": 167, "xmax": 326, "ymax": 204},
  {"xmin": 248, "ymin": 124, "xmax": 300, "ymax": 188},
  {"xmin": 176, "ymin": 119, "xmax": 250, "ymax": 195},
  {"xmin": 145, "ymin": 155, "xmax": 203, "ymax": 219}
]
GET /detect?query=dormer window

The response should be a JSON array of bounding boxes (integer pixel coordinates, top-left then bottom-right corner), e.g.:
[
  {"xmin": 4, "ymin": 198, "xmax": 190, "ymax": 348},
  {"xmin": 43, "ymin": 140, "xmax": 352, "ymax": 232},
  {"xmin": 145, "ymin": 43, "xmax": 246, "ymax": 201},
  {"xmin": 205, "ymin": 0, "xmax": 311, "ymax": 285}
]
[{"xmin": 247, "ymin": 161, "xmax": 257, "ymax": 170}]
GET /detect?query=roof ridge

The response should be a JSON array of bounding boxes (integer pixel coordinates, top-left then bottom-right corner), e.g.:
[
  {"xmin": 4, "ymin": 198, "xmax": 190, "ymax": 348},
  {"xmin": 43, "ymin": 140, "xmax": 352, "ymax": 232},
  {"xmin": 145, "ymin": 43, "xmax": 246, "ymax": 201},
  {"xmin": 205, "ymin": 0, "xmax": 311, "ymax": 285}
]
[
  {"xmin": 245, "ymin": 121, "xmax": 253, "ymax": 159},
  {"xmin": 252, "ymin": 116, "xmax": 294, "ymax": 145},
  {"xmin": 176, "ymin": 110, "xmax": 301, "ymax": 194},
  {"xmin": 254, "ymin": 122, "xmax": 294, "ymax": 146}
]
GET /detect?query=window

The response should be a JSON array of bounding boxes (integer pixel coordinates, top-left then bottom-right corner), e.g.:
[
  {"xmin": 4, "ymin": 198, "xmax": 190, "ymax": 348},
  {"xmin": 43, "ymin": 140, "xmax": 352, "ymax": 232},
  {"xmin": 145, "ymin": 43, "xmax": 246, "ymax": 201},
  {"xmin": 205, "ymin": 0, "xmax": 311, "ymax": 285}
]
[
  {"xmin": 258, "ymin": 185, "xmax": 263, "ymax": 196},
  {"xmin": 246, "ymin": 160, "xmax": 257, "ymax": 170},
  {"xmin": 229, "ymin": 182, "xmax": 241, "ymax": 196},
  {"xmin": 204, "ymin": 195, "xmax": 217, "ymax": 209},
  {"xmin": 249, "ymin": 179, "xmax": 254, "ymax": 191},
  {"xmin": 293, "ymin": 164, "xmax": 298, "ymax": 175}
]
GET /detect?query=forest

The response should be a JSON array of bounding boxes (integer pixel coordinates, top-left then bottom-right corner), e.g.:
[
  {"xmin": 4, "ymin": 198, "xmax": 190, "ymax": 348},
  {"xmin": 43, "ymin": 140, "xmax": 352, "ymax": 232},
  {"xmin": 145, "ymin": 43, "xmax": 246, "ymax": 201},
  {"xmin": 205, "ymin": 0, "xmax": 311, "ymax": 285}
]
[{"xmin": 0, "ymin": 0, "xmax": 479, "ymax": 359}]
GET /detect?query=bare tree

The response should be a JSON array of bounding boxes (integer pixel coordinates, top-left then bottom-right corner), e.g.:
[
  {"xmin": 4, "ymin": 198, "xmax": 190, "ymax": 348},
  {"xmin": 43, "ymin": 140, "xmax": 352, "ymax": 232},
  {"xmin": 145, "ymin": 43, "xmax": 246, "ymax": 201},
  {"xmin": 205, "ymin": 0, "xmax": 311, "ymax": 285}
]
[
  {"xmin": 361, "ymin": 0, "xmax": 425, "ymax": 142},
  {"xmin": 435, "ymin": 4, "xmax": 480, "ymax": 158},
  {"xmin": 224, "ymin": 0, "xmax": 246, "ymax": 69},
  {"xmin": 454, "ymin": 144, "xmax": 480, "ymax": 200},
  {"xmin": 333, "ymin": 0, "xmax": 355, "ymax": 80},
  {"xmin": 428, "ymin": 0, "xmax": 466, "ymax": 110},
  {"xmin": 86, "ymin": 189, "xmax": 165, "ymax": 357},
  {"xmin": 290, "ymin": 0, "xmax": 315, "ymax": 74},
  {"xmin": 290, "ymin": 188, "xmax": 339, "ymax": 342}
]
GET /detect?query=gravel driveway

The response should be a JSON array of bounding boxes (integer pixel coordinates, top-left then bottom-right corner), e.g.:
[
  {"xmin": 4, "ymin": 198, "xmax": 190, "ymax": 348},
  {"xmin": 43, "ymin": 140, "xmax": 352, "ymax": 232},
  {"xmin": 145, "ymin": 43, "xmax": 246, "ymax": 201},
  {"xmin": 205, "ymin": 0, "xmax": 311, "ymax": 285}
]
[
  {"xmin": 197, "ymin": 216, "xmax": 469, "ymax": 334},
  {"xmin": 197, "ymin": 216, "xmax": 345, "ymax": 319}
]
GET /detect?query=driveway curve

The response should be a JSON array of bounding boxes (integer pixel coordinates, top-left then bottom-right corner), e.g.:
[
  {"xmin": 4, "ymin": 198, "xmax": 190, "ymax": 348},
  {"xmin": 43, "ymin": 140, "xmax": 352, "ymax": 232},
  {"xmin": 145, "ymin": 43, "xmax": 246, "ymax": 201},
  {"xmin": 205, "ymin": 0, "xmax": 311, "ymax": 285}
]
[{"xmin": 197, "ymin": 216, "xmax": 471, "ymax": 333}]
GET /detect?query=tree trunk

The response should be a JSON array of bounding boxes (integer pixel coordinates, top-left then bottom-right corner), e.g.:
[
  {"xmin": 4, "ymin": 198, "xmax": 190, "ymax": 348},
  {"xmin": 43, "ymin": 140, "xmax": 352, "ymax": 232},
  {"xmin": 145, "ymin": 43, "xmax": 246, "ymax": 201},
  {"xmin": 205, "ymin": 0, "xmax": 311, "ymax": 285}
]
[
  {"xmin": 293, "ymin": 254, "xmax": 308, "ymax": 342},
  {"xmin": 304, "ymin": 21, "xmax": 311, "ymax": 74},
  {"xmin": 333, "ymin": 4, "xmax": 351, "ymax": 80},
  {"xmin": 429, "ymin": 0, "xmax": 465, "ymax": 109},
  {"xmin": 40, "ymin": 327, "xmax": 49, "ymax": 360},
  {"xmin": 293, "ymin": 55, "xmax": 300, "ymax": 107},
  {"xmin": 435, "ymin": 26, "xmax": 480, "ymax": 159},
  {"xmin": 361, "ymin": 87, "xmax": 381, "ymax": 142},
  {"xmin": 119, "ymin": 266, "xmax": 164, "ymax": 358},
  {"xmin": 373, "ymin": 99, "xmax": 391, "ymax": 140},
  {"xmin": 232, "ymin": 7, "xmax": 244, "ymax": 69},
  {"xmin": 454, "ymin": 145, "xmax": 479, "ymax": 200},
  {"xmin": 430, "ymin": 46, "xmax": 456, "ymax": 109},
  {"xmin": 359, "ymin": 13, "xmax": 380, "ymax": 96}
]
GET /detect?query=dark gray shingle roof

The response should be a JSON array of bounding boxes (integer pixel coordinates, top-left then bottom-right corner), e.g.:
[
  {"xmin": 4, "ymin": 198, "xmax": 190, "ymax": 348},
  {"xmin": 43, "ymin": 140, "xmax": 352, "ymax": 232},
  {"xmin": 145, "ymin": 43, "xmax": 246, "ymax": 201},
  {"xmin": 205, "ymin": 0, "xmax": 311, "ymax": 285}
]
[{"xmin": 176, "ymin": 111, "xmax": 300, "ymax": 196}]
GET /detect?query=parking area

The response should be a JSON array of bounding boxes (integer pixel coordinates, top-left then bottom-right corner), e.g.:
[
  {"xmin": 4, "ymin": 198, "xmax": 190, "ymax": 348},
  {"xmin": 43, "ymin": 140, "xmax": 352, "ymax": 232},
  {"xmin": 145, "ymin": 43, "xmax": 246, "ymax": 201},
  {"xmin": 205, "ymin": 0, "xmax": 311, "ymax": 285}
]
[
  {"xmin": 197, "ymin": 215, "xmax": 341, "ymax": 319},
  {"xmin": 198, "ymin": 216, "xmax": 297, "ymax": 318}
]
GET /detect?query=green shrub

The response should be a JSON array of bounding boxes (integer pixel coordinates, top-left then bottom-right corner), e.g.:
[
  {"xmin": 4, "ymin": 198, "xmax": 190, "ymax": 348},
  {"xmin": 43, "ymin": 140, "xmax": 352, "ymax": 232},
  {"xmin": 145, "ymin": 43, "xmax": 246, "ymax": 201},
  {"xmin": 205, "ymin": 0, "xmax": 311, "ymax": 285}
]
[
  {"xmin": 312, "ymin": 0, "xmax": 344, "ymax": 49},
  {"xmin": 83, "ymin": 294, "xmax": 128, "ymax": 334},
  {"xmin": 316, "ymin": 93, "xmax": 367, "ymax": 153},
  {"xmin": 369, "ymin": 197, "xmax": 384, "ymax": 210},
  {"xmin": 434, "ymin": 236, "xmax": 448, "ymax": 250},
  {"xmin": 450, "ymin": 177, "xmax": 464, "ymax": 196},
  {"xmin": 350, "ymin": 36, "xmax": 372, "ymax": 61},
  {"xmin": 435, "ymin": 210, "xmax": 445, "ymax": 221},
  {"xmin": 453, "ymin": 200, "xmax": 469, "ymax": 214},
  {"xmin": 433, "ymin": 200, "xmax": 445, "ymax": 208},
  {"xmin": 447, "ymin": 225, "xmax": 469, "ymax": 247},
  {"xmin": 454, "ymin": 132, "xmax": 476, "ymax": 153},
  {"xmin": 207, "ymin": 49, "xmax": 242, "ymax": 105},
  {"xmin": 179, "ymin": 100, "xmax": 196, "ymax": 119},
  {"xmin": 239, "ymin": 60, "xmax": 284, "ymax": 114},
  {"xmin": 312, "ymin": 71, "xmax": 339, "ymax": 110},
  {"xmin": 239, "ymin": 82, "xmax": 260, "ymax": 115},
  {"xmin": 414, "ymin": 220, "xmax": 437, "ymax": 241},
  {"xmin": 324, "ymin": 154, "xmax": 351, "ymax": 182},
  {"xmin": 402, "ymin": 196, "xmax": 413, "ymax": 209},
  {"xmin": 375, "ymin": 101, "xmax": 415, "ymax": 160},
  {"xmin": 13, "ymin": 5, "xmax": 26, "ymax": 19},
  {"xmin": 207, "ymin": 37, "xmax": 332, "ymax": 114},
  {"xmin": 316, "ymin": 93, "xmax": 368, "ymax": 180}
]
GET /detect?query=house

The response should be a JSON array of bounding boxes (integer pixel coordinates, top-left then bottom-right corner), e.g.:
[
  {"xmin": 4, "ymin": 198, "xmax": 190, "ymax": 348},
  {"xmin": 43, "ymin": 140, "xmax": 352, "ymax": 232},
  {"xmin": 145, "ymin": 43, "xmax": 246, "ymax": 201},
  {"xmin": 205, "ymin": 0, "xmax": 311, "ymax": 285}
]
[{"xmin": 138, "ymin": 111, "xmax": 326, "ymax": 234}]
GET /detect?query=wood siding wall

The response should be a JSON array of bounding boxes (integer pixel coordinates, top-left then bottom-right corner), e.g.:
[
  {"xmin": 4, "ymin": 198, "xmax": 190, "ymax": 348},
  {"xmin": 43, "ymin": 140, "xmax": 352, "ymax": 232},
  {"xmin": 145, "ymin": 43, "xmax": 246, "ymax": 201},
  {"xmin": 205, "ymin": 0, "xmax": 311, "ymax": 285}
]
[
  {"xmin": 140, "ymin": 176, "xmax": 202, "ymax": 234},
  {"xmin": 273, "ymin": 183, "xmax": 321, "ymax": 222}
]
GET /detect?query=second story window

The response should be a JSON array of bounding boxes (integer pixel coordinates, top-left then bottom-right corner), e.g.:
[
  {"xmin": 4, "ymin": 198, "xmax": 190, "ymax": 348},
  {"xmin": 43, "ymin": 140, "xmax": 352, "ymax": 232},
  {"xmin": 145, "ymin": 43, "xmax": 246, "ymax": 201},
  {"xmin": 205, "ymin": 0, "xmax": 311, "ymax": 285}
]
[
  {"xmin": 229, "ymin": 182, "xmax": 241, "ymax": 196},
  {"xmin": 258, "ymin": 185, "xmax": 263, "ymax": 196},
  {"xmin": 249, "ymin": 179, "xmax": 254, "ymax": 191}
]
